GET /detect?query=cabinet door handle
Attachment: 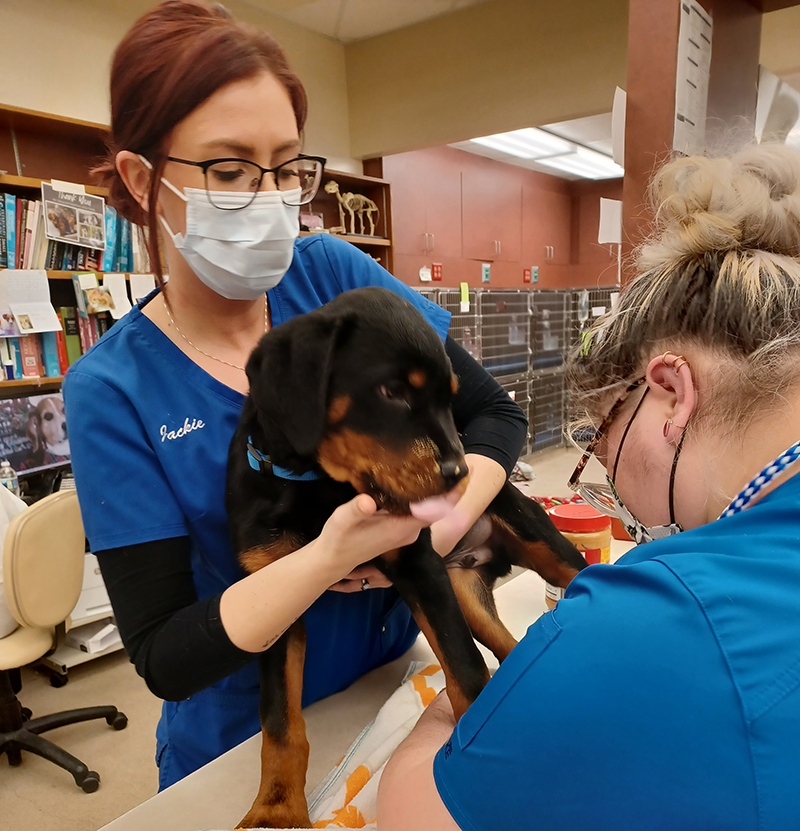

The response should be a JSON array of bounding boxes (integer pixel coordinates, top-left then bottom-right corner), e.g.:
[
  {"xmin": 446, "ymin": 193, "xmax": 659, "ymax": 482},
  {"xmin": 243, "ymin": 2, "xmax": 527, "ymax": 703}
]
[
  {"xmin": 497, "ymin": 239, "xmax": 501, "ymax": 257},
  {"xmin": 429, "ymin": 233, "xmax": 435, "ymax": 252},
  {"xmin": 422, "ymin": 233, "xmax": 428, "ymax": 252}
]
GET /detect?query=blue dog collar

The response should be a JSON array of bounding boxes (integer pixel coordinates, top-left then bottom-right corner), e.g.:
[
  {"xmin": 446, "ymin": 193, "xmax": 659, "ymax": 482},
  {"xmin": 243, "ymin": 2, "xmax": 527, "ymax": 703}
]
[{"xmin": 247, "ymin": 437, "xmax": 324, "ymax": 481}]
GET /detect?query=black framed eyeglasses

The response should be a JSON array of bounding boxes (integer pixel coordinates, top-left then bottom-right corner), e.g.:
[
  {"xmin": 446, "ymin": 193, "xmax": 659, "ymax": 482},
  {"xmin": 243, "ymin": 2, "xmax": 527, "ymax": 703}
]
[
  {"xmin": 567, "ymin": 377, "xmax": 647, "ymax": 515},
  {"xmin": 166, "ymin": 154, "xmax": 326, "ymax": 210}
]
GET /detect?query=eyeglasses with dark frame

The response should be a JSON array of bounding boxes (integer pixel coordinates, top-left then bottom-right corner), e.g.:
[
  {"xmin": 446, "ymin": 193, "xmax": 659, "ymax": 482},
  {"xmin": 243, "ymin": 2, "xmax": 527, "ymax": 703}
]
[
  {"xmin": 568, "ymin": 377, "xmax": 647, "ymax": 515},
  {"xmin": 166, "ymin": 154, "xmax": 326, "ymax": 210}
]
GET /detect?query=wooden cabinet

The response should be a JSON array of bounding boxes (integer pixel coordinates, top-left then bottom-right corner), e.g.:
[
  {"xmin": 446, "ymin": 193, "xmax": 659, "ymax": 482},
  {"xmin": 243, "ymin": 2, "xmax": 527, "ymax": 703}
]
[
  {"xmin": 461, "ymin": 166, "xmax": 521, "ymax": 263},
  {"xmin": 522, "ymin": 184, "xmax": 572, "ymax": 270},
  {"xmin": 302, "ymin": 167, "xmax": 393, "ymax": 273},
  {"xmin": 383, "ymin": 148, "xmax": 461, "ymax": 260}
]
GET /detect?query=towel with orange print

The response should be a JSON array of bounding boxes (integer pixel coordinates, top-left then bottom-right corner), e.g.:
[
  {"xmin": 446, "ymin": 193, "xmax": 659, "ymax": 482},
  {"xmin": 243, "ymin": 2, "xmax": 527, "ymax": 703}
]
[{"xmin": 303, "ymin": 661, "xmax": 445, "ymax": 830}]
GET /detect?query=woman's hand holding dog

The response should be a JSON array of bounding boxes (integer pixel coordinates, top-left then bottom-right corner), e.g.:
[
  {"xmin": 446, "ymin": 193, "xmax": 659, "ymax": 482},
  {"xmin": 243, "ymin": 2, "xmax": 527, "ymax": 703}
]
[{"xmin": 322, "ymin": 494, "xmax": 429, "ymax": 592}]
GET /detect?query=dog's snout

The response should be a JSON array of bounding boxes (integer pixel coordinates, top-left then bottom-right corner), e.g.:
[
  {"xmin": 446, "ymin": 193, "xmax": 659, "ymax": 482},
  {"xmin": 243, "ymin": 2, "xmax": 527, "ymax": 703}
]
[{"xmin": 439, "ymin": 460, "xmax": 467, "ymax": 488}]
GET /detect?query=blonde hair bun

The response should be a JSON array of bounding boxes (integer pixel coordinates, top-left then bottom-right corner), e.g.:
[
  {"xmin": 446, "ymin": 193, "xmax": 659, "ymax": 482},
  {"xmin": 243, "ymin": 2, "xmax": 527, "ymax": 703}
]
[{"xmin": 638, "ymin": 143, "xmax": 800, "ymax": 273}]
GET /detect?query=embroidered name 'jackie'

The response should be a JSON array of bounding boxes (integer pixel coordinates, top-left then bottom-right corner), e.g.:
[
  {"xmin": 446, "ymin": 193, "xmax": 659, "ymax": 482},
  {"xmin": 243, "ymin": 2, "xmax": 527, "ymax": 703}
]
[{"xmin": 161, "ymin": 417, "xmax": 206, "ymax": 442}]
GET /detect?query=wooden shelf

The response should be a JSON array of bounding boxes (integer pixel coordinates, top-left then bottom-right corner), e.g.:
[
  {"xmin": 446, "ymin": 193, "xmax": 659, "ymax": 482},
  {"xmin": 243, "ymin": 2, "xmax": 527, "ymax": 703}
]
[
  {"xmin": 0, "ymin": 172, "xmax": 108, "ymax": 197},
  {"xmin": 299, "ymin": 231, "xmax": 391, "ymax": 247},
  {"xmin": 0, "ymin": 376, "xmax": 63, "ymax": 389}
]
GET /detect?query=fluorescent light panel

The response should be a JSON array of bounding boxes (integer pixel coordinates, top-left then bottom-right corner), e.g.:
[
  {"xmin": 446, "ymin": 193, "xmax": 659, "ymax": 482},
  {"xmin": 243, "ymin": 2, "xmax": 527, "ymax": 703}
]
[
  {"xmin": 471, "ymin": 128, "xmax": 573, "ymax": 159},
  {"xmin": 535, "ymin": 147, "xmax": 624, "ymax": 180}
]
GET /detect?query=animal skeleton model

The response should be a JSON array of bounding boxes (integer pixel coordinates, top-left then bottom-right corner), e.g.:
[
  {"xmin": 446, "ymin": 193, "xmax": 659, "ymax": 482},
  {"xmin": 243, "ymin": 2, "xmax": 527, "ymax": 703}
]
[{"xmin": 324, "ymin": 180, "xmax": 379, "ymax": 236}]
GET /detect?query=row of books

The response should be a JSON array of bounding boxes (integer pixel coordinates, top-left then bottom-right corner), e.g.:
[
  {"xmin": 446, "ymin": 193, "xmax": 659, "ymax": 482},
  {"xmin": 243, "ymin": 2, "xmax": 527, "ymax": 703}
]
[
  {"xmin": 0, "ymin": 193, "xmax": 149, "ymax": 273},
  {"xmin": 0, "ymin": 307, "xmax": 114, "ymax": 381}
]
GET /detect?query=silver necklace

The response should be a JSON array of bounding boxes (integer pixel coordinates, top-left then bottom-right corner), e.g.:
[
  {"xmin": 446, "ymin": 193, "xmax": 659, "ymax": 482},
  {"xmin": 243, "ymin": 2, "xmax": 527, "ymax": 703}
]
[{"xmin": 164, "ymin": 297, "xmax": 269, "ymax": 372}]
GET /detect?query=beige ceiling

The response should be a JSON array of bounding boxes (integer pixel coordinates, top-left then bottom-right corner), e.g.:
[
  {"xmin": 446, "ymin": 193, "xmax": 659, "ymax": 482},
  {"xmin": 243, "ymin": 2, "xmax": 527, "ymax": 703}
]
[{"xmin": 239, "ymin": 0, "xmax": 494, "ymax": 42}]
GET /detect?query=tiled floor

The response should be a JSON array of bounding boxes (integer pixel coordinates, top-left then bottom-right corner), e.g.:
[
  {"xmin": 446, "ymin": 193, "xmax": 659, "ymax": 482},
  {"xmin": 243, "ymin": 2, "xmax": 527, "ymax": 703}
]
[{"xmin": 1, "ymin": 446, "xmax": 586, "ymax": 831}]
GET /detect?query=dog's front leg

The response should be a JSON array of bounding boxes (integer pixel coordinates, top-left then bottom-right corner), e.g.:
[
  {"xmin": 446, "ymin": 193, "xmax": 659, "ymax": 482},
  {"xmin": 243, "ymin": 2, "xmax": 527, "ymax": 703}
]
[
  {"xmin": 236, "ymin": 620, "xmax": 311, "ymax": 830},
  {"xmin": 378, "ymin": 529, "xmax": 491, "ymax": 720}
]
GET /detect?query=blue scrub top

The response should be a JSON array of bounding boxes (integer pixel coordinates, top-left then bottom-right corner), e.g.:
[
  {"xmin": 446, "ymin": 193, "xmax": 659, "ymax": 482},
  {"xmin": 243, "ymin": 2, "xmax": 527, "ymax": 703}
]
[
  {"xmin": 63, "ymin": 235, "xmax": 450, "ymax": 787},
  {"xmin": 434, "ymin": 470, "xmax": 800, "ymax": 830}
]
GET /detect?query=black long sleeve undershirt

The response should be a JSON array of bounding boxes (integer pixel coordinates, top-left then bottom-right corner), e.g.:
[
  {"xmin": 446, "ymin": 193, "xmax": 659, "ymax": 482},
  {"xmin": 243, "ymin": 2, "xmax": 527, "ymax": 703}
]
[{"xmin": 96, "ymin": 336, "xmax": 528, "ymax": 701}]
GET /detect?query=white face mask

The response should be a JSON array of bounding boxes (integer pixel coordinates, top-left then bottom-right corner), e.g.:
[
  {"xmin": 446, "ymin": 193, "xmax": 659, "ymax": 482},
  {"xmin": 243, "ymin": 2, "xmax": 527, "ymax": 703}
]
[{"xmin": 140, "ymin": 157, "xmax": 300, "ymax": 300}]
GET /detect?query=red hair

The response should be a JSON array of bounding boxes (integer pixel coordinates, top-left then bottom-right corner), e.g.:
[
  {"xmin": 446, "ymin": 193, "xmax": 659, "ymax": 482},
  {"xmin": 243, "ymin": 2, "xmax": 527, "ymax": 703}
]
[{"xmin": 93, "ymin": 1, "xmax": 308, "ymax": 287}]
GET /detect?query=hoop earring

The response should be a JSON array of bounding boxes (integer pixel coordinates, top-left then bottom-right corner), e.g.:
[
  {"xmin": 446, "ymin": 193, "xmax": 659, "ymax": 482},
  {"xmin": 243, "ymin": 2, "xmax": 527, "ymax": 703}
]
[{"xmin": 663, "ymin": 419, "xmax": 672, "ymax": 438}]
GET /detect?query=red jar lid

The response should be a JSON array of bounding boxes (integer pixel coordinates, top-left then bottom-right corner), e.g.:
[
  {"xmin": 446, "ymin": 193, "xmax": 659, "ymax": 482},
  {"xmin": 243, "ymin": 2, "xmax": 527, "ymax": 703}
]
[{"xmin": 549, "ymin": 503, "xmax": 611, "ymax": 533}]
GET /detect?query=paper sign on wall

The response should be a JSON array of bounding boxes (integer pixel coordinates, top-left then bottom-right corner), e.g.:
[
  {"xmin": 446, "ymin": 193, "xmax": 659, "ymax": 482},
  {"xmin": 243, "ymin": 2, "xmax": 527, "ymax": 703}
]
[
  {"xmin": 598, "ymin": 198, "xmax": 622, "ymax": 245},
  {"xmin": 460, "ymin": 282, "xmax": 470, "ymax": 313},
  {"xmin": 673, "ymin": 0, "xmax": 713, "ymax": 155}
]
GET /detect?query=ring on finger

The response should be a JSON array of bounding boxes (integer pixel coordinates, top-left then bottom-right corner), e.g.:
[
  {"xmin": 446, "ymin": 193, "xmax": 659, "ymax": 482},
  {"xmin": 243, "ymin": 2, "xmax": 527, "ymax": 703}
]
[{"xmin": 361, "ymin": 577, "xmax": 370, "ymax": 591}]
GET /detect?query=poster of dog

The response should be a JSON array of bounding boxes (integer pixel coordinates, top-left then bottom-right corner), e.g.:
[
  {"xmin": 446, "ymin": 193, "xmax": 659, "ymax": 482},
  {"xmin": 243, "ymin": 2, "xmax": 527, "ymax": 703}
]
[{"xmin": 0, "ymin": 393, "xmax": 70, "ymax": 475}]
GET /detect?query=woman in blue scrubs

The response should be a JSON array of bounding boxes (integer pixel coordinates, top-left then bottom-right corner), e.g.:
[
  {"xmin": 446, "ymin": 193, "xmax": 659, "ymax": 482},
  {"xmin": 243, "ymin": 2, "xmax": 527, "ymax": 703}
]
[{"xmin": 380, "ymin": 144, "xmax": 800, "ymax": 831}]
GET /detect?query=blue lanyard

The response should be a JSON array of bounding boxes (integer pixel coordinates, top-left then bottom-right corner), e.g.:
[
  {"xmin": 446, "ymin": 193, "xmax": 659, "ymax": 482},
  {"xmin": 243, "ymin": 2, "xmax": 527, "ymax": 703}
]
[{"xmin": 719, "ymin": 439, "xmax": 800, "ymax": 518}]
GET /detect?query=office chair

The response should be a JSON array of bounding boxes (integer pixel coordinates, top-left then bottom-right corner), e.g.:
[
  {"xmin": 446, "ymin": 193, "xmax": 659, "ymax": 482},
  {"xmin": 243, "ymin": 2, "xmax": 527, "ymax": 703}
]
[{"xmin": 0, "ymin": 490, "xmax": 127, "ymax": 792}]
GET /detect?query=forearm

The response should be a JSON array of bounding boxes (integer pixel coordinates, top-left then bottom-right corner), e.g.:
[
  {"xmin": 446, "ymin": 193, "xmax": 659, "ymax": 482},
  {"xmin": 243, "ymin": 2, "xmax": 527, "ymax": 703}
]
[
  {"xmin": 219, "ymin": 538, "xmax": 348, "ymax": 652},
  {"xmin": 378, "ymin": 693, "xmax": 460, "ymax": 831}
]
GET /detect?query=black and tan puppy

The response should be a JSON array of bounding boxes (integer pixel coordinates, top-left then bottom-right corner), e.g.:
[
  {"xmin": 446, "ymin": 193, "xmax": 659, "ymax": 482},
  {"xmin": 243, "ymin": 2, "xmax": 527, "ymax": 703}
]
[{"xmin": 226, "ymin": 286, "xmax": 586, "ymax": 828}]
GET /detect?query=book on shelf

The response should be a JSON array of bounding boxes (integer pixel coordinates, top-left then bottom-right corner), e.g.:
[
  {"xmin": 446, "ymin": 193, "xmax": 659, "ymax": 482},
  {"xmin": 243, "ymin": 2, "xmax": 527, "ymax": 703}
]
[
  {"xmin": 53, "ymin": 324, "xmax": 69, "ymax": 375},
  {"xmin": 57, "ymin": 307, "xmax": 83, "ymax": 367},
  {"xmin": 8, "ymin": 338, "xmax": 23, "ymax": 379},
  {"xmin": 40, "ymin": 331, "xmax": 62, "ymax": 377},
  {"xmin": 18, "ymin": 334, "xmax": 44, "ymax": 377},
  {"xmin": 4, "ymin": 194, "xmax": 16, "ymax": 268},
  {"xmin": 102, "ymin": 206, "xmax": 118, "ymax": 272},
  {"xmin": 0, "ymin": 194, "xmax": 7, "ymax": 268}
]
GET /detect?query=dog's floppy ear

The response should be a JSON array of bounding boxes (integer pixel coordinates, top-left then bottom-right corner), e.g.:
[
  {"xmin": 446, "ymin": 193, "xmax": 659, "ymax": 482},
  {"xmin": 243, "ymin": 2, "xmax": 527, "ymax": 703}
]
[
  {"xmin": 246, "ymin": 314, "xmax": 345, "ymax": 460},
  {"xmin": 26, "ymin": 413, "xmax": 41, "ymax": 453}
]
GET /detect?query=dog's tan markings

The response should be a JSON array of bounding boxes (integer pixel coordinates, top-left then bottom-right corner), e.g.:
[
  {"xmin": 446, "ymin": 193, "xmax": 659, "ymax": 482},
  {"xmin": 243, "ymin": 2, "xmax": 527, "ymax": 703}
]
[
  {"xmin": 490, "ymin": 516, "xmax": 583, "ymax": 589},
  {"xmin": 411, "ymin": 609, "xmax": 487, "ymax": 721},
  {"xmin": 408, "ymin": 370, "xmax": 426, "ymax": 388},
  {"xmin": 448, "ymin": 568, "xmax": 517, "ymax": 664},
  {"xmin": 238, "ymin": 629, "xmax": 311, "ymax": 830},
  {"xmin": 451, "ymin": 374, "xmax": 459, "ymax": 394},
  {"xmin": 327, "ymin": 395, "xmax": 350, "ymax": 425},
  {"xmin": 317, "ymin": 429, "xmax": 444, "ymax": 504},
  {"xmin": 239, "ymin": 533, "xmax": 304, "ymax": 574}
]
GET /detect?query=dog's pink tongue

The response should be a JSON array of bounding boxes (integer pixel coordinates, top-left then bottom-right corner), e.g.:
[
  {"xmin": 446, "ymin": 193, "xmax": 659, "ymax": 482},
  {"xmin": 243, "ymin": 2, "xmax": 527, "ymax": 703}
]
[{"xmin": 409, "ymin": 494, "xmax": 459, "ymax": 524}]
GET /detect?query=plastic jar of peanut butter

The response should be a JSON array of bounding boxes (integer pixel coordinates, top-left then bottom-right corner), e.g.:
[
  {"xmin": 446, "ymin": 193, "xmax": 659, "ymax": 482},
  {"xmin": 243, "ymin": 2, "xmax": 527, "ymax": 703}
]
[{"xmin": 544, "ymin": 504, "xmax": 612, "ymax": 609}]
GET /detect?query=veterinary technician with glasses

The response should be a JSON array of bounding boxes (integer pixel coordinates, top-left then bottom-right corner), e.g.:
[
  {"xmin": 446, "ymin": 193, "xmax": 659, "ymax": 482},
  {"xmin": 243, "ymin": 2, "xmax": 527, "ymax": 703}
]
[
  {"xmin": 379, "ymin": 143, "xmax": 800, "ymax": 831},
  {"xmin": 62, "ymin": 0, "xmax": 527, "ymax": 790}
]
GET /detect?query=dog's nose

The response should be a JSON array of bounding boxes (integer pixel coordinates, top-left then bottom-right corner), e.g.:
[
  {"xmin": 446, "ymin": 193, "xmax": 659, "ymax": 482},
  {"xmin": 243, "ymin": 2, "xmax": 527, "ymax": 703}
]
[{"xmin": 439, "ymin": 460, "xmax": 467, "ymax": 489}]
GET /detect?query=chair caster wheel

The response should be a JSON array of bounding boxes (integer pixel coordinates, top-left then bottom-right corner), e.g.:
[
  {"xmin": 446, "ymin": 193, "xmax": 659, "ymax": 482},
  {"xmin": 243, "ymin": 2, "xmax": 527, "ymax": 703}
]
[
  {"xmin": 109, "ymin": 712, "xmax": 128, "ymax": 730},
  {"xmin": 49, "ymin": 673, "xmax": 69, "ymax": 688},
  {"xmin": 80, "ymin": 771, "xmax": 100, "ymax": 793}
]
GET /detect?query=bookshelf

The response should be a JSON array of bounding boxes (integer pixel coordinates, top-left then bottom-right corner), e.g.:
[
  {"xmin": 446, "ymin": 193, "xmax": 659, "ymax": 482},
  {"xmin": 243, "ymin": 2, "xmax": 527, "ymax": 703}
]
[
  {"xmin": 1, "ymin": 104, "xmax": 115, "ymax": 396},
  {"xmin": 305, "ymin": 165, "xmax": 394, "ymax": 273}
]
